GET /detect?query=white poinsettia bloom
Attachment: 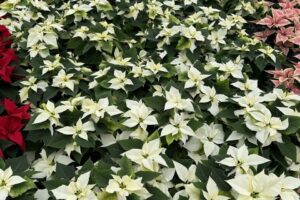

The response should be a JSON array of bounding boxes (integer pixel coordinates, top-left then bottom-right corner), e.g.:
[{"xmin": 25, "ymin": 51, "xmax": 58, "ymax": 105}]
[
  {"xmin": 207, "ymin": 29, "xmax": 227, "ymax": 51},
  {"xmin": 0, "ymin": 167, "xmax": 25, "ymax": 200},
  {"xmin": 109, "ymin": 48, "xmax": 134, "ymax": 67},
  {"xmin": 91, "ymin": 67, "xmax": 110, "ymax": 79},
  {"xmin": 219, "ymin": 145, "xmax": 269, "ymax": 174},
  {"xmin": 277, "ymin": 107, "xmax": 300, "ymax": 117},
  {"xmin": 194, "ymin": 123, "xmax": 224, "ymax": 157},
  {"xmin": 19, "ymin": 77, "xmax": 48, "ymax": 102},
  {"xmin": 57, "ymin": 119, "xmax": 95, "ymax": 140},
  {"xmin": 227, "ymin": 172, "xmax": 281, "ymax": 200},
  {"xmin": 218, "ymin": 59, "xmax": 243, "ymax": 79},
  {"xmin": 105, "ymin": 175, "xmax": 151, "ymax": 200},
  {"xmin": 108, "ymin": 70, "xmax": 133, "ymax": 91},
  {"xmin": 161, "ymin": 113, "xmax": 195, "ymax": 143},
  {"xmin": 200, "ymin": 86, "xmax": 227, "ymax": 116},
  {"xmin": 173, "ymin": 161, "xmax": 197, "ymax": 183},
  {"xmin": 65, "ymin": 4, "xmax": 92, "ymax": 22},
  {"xmin": 278, "ymin": 175, "xmax": 300, "ymax": 200},
  {"xmin": 272, "ymin": 88, "xmax": 300, "ymax": 107},
  {"xmin": 203, "ymin": 177, "xmax": 229, "ymax": 200},
  {"xmin": 52, "ymin": 172, "xmax": 97, "ymax": 200},
  {"xmin": 81, "ymin": 97, "xmax": 122, "ymax": 122},
  {"xmin": 258, "ymin": 46, "xmax": 276, "ymax": 62},
  {"xmin": 231, "ymin": 79, "xmax": 262, "ymax": 93},
  {"xmin": 27, "ymin": 25, "xmax": 58, "ymax": 48},
  {"xmin": 164, "ymin": 87, "xmax": 194, "ymax": 112},
  {"xmin": 33, "ymin": 101, "xmax": 68, "ymax": 133},
  {"xmin": 181, "ymin": 25, "xmax": 204, "ymax": 52},
  {"xmin": 184, "ymin": 67, "xmax": 210, "ymax": 89},
  {"xmin": 122, "ymin": 139, "xmax": 167, "ymax": 171},
  {"xmin": 123, "ymin": 100, "xmax": 157, "ymax": 130},
  {"xmin": 42, "ymin": 55, "xmax": 63, "ymax": 75},
  {"xmin": 52, "ymin": 69, "xmax": 78, "ymax": 91},
  {"xmin": 32, "ymin": 149, "xmax": 73, "ymax": 179},
  {"xmin": 61, "ymin": 96, "xmax": 85, "ymax": 112},
  {"xmin": 145, "ymin": 60, "xmax": 168, "ymax": 74},
  {"xmin": 246, "ymin": 106, "xmax": 288, "ymax": 145},
  {"xmin": 126, "ymin": 2, "xmax": 144, "ymax": 20},
  {"xmin": 65, "ymin": 141, "xmax": 82, "ymax": 156}
]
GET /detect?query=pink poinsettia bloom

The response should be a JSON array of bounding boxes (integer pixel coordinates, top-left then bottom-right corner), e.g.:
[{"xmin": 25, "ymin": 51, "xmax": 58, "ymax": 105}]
[
  {"xmin": 257, "ymin": 9, "xmax": 291, "ymax": 28},
  {"xmin": 254, "ymin": 29, "xmax": 275, "ymax": 42},
  {"xmin": 276, "ymin": 27, "xmax": 294, "ymax": 43},
  {"xmin": 266, "ymin": 68, "xmax": 295, "ymax": 87}
]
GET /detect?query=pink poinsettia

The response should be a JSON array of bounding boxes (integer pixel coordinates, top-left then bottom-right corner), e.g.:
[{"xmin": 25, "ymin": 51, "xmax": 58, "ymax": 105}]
[
  {"xmin": 257, "ymin": 9, "xmax": 291, "ymax": 28},
  {"xmin": 276, "ymin": 27, "xmax": 294, "ymax": 43}
]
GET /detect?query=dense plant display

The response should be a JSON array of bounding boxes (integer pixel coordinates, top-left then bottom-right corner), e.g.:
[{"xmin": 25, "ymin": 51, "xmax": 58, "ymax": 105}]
[
  {"xmin": 0, "ymin": 0, "xmax": 299, "ymax": 200},
  {"xmin": 255, "ymin": 0, "xmax": 300, "ymax": 94}
]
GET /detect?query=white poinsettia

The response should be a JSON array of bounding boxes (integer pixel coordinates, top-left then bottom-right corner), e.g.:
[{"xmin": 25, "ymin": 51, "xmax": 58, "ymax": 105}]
[
  {"xmin": 61, "ymin": 96, "xmax": 85, "ymax": 112},
  {"xmin": 184, "ymin": 67, "xmax": 210, "ymax": 89},
  {"xmin": 126, "ymin": 2, "xmax": 144, "ymax": 20},
  {"xmin": 27, "ymin": 25, "xmax": 58, "ymax": 48},
  {"xmin": 272, "ymin": 88, "xmax": 300, "ymax": 107},
  {"xmin": 192, "ymin": 123, "xmax": 224, "ymax": 157},
  {"xmin": 218, "ymin": 58, "xmax": 243, "ymax": 79},
  {"xmin": 0, "ymin": 167, "xmax": 25, "ymax": 200},
  {"xmin": 65, "ymin": 3, "xmax": 92, "ymax": 22},
  {"xmin": 207, "ymin": 29, "xmax": 227, "ymax": 51},
  {"xmin": 277, "ymin": 107, "xmax": 300, "ymax": 117},
  {"xmin": 278, "ymin": 175, "xmax": 300, "ymax": 200},
  {"xmin": 32, "ymin": 149, "xmax": 73, "ymax": 179},
  {"xmin": 81, "ymin": 97, "xmax": 122, "ymax": 122},
  {"xmin": 57, "ymin": 119, "xmax": 95, "ymax": 140},
  {"xmin": 122, "ymin": 139, "xmax": 167, "ymax": 171},
  {"xmin": 52, "ymin": 172, "xmax": 97, "ymax": 200},
  {"xmin": 42, "ymin": 55, "xmax": 63, "ymax": 75},
  {"xmin": 161, "ymin": 113, "xmax": 195, "ymax": 143},
  {"xmin": 246, "ymin": 106, "xmax": 288, "ymax": 145},
  {"xmin": 145, "ymin": 60, "xmax": 168, "ymax": 75},
  {"xmin": 33, "ymin": 101, "xmax": 68, "ymax": 133},
  {"xmin": 19, "ymin": 77, "xmax": 48, "ymax": 102},
  {"xmin": 164, "ymin": 87, "xmax": 194, "ymax": 112},
  {"xmin": 258, "ymin": 46, "xmax": 276, "ymax": 62},
  {"xmin": 52, "ymin": 69, "xmax": 78, "ymax": 91},
  {"xmin": 123, "ymin": 100, "xmax": 158, "ymax": 131},
  {"xmin": 108, "ymin": 48, "xmax": 134, "ymax": 67},
  {"xmin": 219, "ymin": 145, "xmax": 269, "ymax": 174},
  {"xmin": 227, "ymin": 172, "xmax": 281, "ymax": 200},
  {"xmin": 108, "ymin": 70, "xmax": 133, "ymax": 91},
  {"xmin": 181, "ymin": 25, "xmax": 204, "ymax": 52},
  {"xmin": 200, "ymin": 86, "xmax": 227, "ymax": 116},
  {"xmin": 105, "ymin": 175, "xmax": 151, "ymax": 200},
  {"xmin": 231, "ymin": 79, "xmax": 262, "ymax": 93},
  {"xmin": 203, "ymin": 177, "xmax": 229, "ymax": 200},
  {"xmin": 173, "ymin": 161, "xmax": 197, "ymax": 183}
]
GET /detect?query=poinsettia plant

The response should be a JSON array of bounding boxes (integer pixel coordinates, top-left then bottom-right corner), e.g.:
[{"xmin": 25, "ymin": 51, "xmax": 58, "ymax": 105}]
[{"xmin": 0, "ymin": 0, "xmax": 299, "ymax": 200}]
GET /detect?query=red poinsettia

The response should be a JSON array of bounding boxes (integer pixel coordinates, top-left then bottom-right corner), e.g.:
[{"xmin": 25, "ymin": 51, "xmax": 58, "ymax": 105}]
[
  {"xmin": 0, "ymin": 115, "xmax": 25, "ymax": 151},
  {"xmin": 0, "ymin": 149, "xmax": 3, "ymax": 158},
  {"xmin": 3, "ymin": 98, "xmax": 30, "ymax": 120}
]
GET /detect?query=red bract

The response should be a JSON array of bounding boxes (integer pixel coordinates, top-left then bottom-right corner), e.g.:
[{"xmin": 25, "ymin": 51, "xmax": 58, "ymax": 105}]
[
  {"xmin": 0, "ymin": 149, "xmax": 3, "ymax": 158},
  {"xmin": 3, "ymin": 98, "xmax": 30, "ymax": 120},
  {"xmin": 0, "ymin": 116, "xmax": 25, "ymax": 151}
]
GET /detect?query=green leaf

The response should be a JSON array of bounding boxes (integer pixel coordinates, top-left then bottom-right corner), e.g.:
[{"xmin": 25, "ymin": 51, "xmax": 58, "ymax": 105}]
[
  {"xmin": 56, "ymin": 163, "xmax": 75, "ymax": 180},
  {"xmin": 282, "ymin": 116, "xmax": 300, "ymax": 135},
  {"xmin": 118, "ymin": 156, "xmax": 134, "ymax": 176},
  {"xmin": 276, "ymin": 141, "xmax": 297, "ymax": 162},
  {"xmin": 135, "ymin": 171, "xmax": 160, "ymax": 183},
  {"xmin": 146, "ymin": 186, "xmax": 169, "ymax": 200},
  {"xmin": 143, "ymin": 96, "xmax": 166, "ymax": 111},
  {"xmin": 92, "ymin": 161, "xmax": 113, "ymax": 187},
  {"xmin": 176, "ymin": 37, "xmax": 191, "ymax": 51},
  {"xmin": 6, "ymin": 156, "xmax": 29, "ymax": 173},
  {"xmin": 0, "ymin": 158, "xmax": 5, "ymax": 169},
  {"xmin": 118, "ymin": 139, "xmax": 143, "ymax": 150},
  {"xmin": 9, "ymin": 177, "xmax": 36, "ymax": 198},
  {"xmin": 44, "ymin": 179, "xmax": 69, "ymax": 190},
  {"xmin": 97, "ymin": 192, "xmax": 117, "ymax": 200},
  {"xmin": 46, "ymin": 134, "xmax": 72, "ymax": 148},
  {"xmin": 24, "ymin": 115, "xmax": 50, "ymax": 131}
]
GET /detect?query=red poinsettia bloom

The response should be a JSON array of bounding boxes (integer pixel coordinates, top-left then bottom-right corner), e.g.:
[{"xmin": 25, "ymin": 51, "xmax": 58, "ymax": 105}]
[
  {"xmin": 0, "ymin": 149, "xmax": 3, "ymax": 158},
  {"xmin": 0, "ymin": 116, "xmax": 25, "ymax": 151},
  {"xmin": 3, "ymin": 98, "xmax": 30, "ymax": 120}
]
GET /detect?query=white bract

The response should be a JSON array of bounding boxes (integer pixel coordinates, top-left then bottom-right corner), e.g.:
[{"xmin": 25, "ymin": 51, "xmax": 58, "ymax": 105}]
[
  {"xmin": 105, "ymin": 175, "xmax": 151, "ymax": 200},
  {"xmin": 32, "ymin": 149, "xmax": 73, "ymax": 179},
  {"xmin": 200, "ymin": 86, "xmax": 227, "ymax": 116},
  {"xmin": 203, "ymin": 177, "xmax": 229, "ymax": 200},
  {"xmin": 219, "ymin": 145, "xmax": 269, "ymax": 174},
  {"xmin": 0, "ymin": 167, "xmax": 25, "ymax": 200},
  {"xmin": 52, "ymin": 172, "xmax": 97, "ymax": 200},
  {"xmin": 164, "ymin": 87, "xmax": 194, "ymax": 112},
  {"xmin": 57, "ymin": 119, "xmax": 95, "ymax": 140},
  {"xmin": 122, "ymin": 139, "xmax": 167, "ymax": 171},
  {"xmin": 81, "ymin": 97, "xmax": 122, "ymax": 122},
  {"xmin": 108, "ymin": 70, "xmax": 133, "ymax": 91}
]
